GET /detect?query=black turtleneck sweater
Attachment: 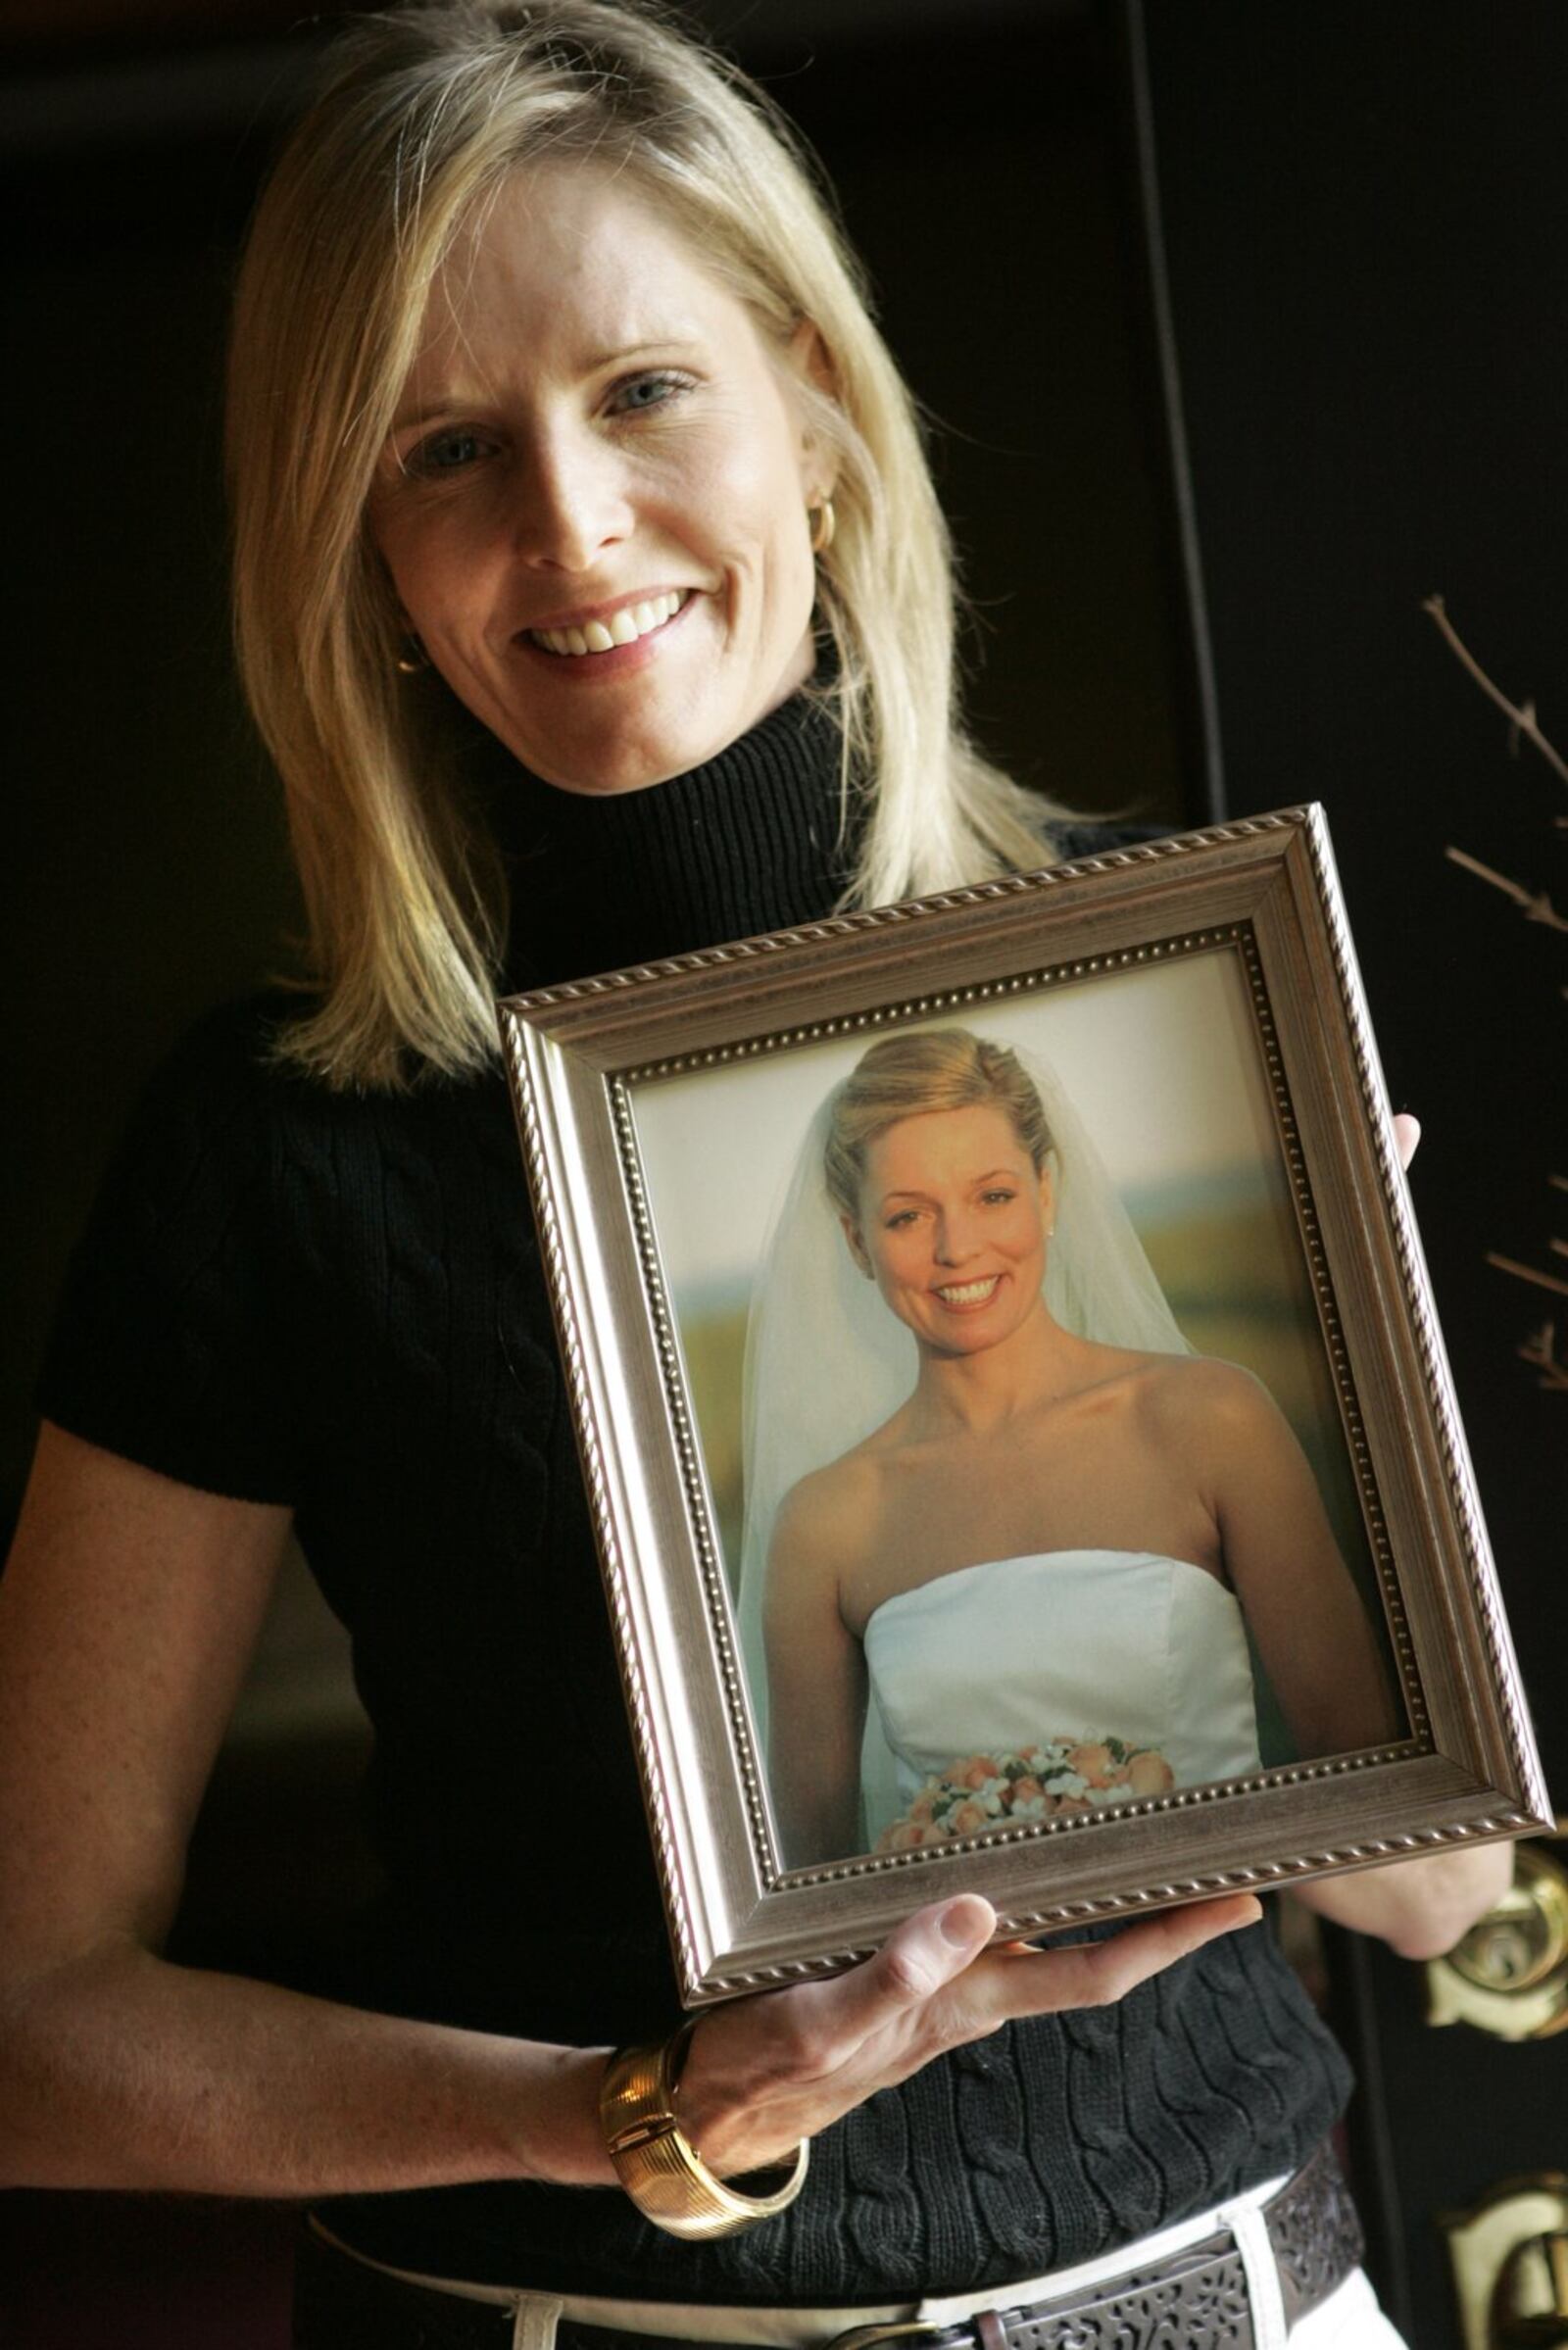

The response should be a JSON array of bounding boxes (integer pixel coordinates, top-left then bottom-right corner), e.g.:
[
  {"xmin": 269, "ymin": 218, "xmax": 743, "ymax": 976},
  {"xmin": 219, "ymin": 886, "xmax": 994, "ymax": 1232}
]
[{"xmin": 38, "ymin": 695, "xmax": 1350, "ymax": 2297}]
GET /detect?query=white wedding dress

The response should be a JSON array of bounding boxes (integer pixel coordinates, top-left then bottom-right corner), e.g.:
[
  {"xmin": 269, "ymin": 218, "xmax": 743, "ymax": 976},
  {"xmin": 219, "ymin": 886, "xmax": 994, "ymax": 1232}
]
[{"xmin": 861, "ymin": 1547, "xmax": 1263, "ymax": 1841}]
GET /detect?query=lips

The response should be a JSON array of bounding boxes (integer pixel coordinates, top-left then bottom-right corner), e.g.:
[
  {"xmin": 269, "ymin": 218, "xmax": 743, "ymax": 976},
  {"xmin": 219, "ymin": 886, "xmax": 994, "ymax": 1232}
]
[
  {"xmin": 932, "ymin": 1275, "xmax": 1003, "ymax": 1308},
  {"xmin": 527, "ymin": 588, "xmax": 689, "ymax": 657}
]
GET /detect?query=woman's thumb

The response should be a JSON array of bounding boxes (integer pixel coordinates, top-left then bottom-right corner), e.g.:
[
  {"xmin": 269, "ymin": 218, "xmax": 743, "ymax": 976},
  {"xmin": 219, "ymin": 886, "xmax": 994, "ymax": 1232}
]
[{"xmin": 852, "ymin": 1894, "xmax": 997, "ymax": 2017}]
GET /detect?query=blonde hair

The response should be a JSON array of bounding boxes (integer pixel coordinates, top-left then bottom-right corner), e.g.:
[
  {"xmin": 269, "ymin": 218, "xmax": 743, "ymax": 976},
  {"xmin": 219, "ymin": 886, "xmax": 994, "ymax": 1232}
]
[
  {"xmin": 823, "ymin": 1029, "xmax": 1054, "ymax": 1226},
  {"xmin": 228, "ymin": 0, "xmax": 1069, "ymax": 1088}
]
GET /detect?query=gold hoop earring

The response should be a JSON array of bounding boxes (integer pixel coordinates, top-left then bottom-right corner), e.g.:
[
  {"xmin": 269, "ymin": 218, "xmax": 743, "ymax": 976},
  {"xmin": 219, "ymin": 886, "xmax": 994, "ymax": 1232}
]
[
  {"xmin": 395, "ymin": 634, "xmax": 429, "ymax": 676},
  {"xmin": 808, "ymin": 498, "xmax": 836, "ymax": 556}
]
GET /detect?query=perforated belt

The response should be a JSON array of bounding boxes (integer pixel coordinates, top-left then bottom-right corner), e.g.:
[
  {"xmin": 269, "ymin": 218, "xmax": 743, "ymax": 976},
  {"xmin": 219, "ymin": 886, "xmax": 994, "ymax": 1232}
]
[
  {"xmin": 820, "ymin": 2144, "xmax": 1363, "ymax": 2350},
  {"xmin": 297, "ymin": 2141, "xmax": 1364, "ymax": 2350}
]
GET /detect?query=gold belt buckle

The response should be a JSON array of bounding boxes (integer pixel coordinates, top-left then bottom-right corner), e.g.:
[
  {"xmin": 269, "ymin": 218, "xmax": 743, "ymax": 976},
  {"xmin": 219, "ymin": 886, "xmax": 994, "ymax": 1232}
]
[{"xmin": 820, "ymin": 2325, "xmax": 955, "ymax": 2350}]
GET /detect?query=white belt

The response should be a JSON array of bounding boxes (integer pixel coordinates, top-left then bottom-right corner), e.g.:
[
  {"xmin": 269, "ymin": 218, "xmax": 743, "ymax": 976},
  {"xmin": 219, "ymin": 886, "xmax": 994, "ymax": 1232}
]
[{"xmin": 311, "ymin": 2170, "xmax": 1301, "ymax": 2350}]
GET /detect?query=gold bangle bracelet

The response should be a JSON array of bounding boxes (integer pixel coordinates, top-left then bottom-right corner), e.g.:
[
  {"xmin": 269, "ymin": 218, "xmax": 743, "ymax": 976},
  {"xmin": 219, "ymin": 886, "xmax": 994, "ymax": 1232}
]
[{"xmin": 600, "ymin": 2018, "xmax": 809, "ymax": 2240}]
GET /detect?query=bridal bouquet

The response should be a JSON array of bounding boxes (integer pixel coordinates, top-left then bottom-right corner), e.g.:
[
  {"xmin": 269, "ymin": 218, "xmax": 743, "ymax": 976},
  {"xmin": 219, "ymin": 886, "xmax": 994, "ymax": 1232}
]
[{"xmin": 875, "ymin": 1737, "xmax": 1176, "ymax": 1852}]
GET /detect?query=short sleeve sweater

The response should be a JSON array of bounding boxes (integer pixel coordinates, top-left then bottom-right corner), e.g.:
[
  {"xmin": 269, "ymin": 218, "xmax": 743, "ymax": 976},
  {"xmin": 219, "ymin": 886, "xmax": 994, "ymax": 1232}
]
[{"xmin": 37, "ymin": 692, "xmax": 1351, "ymax": 2299}]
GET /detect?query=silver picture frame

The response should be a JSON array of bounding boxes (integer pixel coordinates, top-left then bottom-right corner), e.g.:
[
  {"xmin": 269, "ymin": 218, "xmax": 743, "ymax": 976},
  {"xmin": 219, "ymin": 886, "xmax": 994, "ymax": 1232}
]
[{"xmin": 498, "ymin": 807, "xmax": 1549, "ymax": 2005}]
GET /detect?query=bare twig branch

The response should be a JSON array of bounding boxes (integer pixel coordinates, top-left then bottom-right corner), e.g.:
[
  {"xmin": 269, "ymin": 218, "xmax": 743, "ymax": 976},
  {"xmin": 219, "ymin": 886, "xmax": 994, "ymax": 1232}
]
[
  {"xmin": 1424, "ymin": 594, "xmax": 1568, "ymax": 789},
  {"xmin": 1427, "ymin": 601, "xmax": 1566, "ymax": 1388},
  {"xmin": 1519, "ymin": 1323, "xmax": 1568, "ymax": 1393},
  {"xmin": 1487, "ymin": 1250, "xmax": 1568, "ymax": 1300},
  {"xmin": 1444, "ymin": 845, "xmax": 1568, "ymax": 931}
]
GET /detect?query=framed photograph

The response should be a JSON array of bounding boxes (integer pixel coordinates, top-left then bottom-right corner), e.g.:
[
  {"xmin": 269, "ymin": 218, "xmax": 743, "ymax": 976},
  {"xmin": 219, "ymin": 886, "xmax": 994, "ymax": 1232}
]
[{"xmin": 499, "ymin": 806, "xmax": 1549, "ymax": 2005}]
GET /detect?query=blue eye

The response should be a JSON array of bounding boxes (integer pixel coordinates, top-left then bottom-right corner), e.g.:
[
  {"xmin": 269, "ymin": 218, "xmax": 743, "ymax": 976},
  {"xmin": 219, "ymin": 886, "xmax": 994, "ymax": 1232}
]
[
  {"xmin": 608, "ymin": 370, "xmax": 692, "ymax": 416},
  {"xmin": 406, "ymin": 427, "xmax": 487, "ymax": 477}
]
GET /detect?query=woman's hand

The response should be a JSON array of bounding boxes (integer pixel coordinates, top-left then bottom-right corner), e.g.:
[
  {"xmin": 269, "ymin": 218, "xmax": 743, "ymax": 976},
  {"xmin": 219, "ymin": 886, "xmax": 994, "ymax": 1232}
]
[
  {"xmin": 673, "ymin": 1887, "xmax": 1260, "ymax": 2178},
  {"xmin": 1290, "ymin": 1841, "xmax": 1513, "ymax": 1960}
]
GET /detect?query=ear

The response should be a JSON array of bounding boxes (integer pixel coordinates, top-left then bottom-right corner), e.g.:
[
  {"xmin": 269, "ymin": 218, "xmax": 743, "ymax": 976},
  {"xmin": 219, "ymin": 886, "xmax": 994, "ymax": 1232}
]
[
  {"xmin": 1037, "ymin": 1160, "xmax": 1056, "ymax": 1238},
  {"xmin": 786, "ymin": 317, "xmax": 838, "ymax": 396},
  {"xmin": 784, "ymin": 318, "xmax": 839, "ymax": 497},
  {"xmin": 839, "ymin": 1212, "xmax": 873, "ymax": 1280}
]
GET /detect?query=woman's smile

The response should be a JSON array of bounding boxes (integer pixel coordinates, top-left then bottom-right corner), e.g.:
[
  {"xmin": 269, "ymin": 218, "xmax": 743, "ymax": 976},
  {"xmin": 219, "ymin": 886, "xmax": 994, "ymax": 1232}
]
[
  {"xmin": 368, "ymin": 165, "xmax": 825, "ymax": 796},
  {"xmin": 931, "ymin": 1273, "xmax": 1005, "ymax": 1310},
  {"xmin": 525, "ymin": 587, "xmax": 691, "ymax": 660},
  {"xmin": 851, "ymin": 1103, "xmax": 1054, "ymax": 1356}
]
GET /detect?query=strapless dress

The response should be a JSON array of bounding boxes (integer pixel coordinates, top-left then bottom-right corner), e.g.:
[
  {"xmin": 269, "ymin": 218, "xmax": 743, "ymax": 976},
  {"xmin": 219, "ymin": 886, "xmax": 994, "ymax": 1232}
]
[{"xmin": 861, "ymin": 1548, "xmax": 1262, "ymax": 1844}]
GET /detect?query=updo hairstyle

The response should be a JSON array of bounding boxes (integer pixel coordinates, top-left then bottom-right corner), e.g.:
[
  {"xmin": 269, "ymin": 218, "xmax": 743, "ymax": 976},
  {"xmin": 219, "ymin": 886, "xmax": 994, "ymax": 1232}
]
[{"xmin": 822, "ymin": 1029, "xmax": 1055, "ymax": 1228}]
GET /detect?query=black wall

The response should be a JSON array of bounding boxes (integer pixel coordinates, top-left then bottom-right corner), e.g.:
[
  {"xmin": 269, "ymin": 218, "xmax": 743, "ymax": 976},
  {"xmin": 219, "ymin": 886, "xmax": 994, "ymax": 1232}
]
[
  {"xmin": 1144, "ymin": 6, "xmax": 1567, "ymax": 2334},
  {"xmin": 1145, "ymin": 0, "xmax": 1566, "ymax": 1780}
]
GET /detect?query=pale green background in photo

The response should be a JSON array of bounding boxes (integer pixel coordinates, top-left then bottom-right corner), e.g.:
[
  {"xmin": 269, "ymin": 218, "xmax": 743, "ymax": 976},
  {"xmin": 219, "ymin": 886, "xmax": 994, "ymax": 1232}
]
[{"xmin": 630, "ymin": 948, "xmax": 1387, "ymax": 1767}]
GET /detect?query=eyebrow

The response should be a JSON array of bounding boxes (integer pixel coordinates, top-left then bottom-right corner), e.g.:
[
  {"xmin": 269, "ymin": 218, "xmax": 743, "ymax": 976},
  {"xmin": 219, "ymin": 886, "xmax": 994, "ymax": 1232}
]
[
  {"xmin": 877, "ymin": 1168, "xmax": 1019, "ymax": 1205},
  {"xmin": 388, "ymin": 396, "xmax": 464, "ymax": 435},
  {"xmin": 388, "ymin": 338, "xmax": 708, "ymax": 435},
  {"xmin": 583, "ymin": 335, "xmax": 705, "ymax": 370}
]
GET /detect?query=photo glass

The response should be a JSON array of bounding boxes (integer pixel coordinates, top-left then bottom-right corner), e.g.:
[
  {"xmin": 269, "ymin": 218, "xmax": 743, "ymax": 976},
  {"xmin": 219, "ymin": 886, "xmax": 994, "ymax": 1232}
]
[{"xmin": 629, "ymin": 941, "xmax": 1402, "ymax": 1872}]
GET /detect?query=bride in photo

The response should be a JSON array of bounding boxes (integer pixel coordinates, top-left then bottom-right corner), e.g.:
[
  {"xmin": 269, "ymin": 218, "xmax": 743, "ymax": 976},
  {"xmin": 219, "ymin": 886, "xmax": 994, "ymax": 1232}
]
[{"xmin": 739, "ymin": 1025, "xmax": 1398, "ymax": 1867}]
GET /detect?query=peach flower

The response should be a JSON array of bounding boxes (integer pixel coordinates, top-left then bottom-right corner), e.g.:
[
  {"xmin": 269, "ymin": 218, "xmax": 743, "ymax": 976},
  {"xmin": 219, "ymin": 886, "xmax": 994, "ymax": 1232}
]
[{"xmin": 1127, "ymin": 1751, "xmax": 1176, "ymax": 1796}]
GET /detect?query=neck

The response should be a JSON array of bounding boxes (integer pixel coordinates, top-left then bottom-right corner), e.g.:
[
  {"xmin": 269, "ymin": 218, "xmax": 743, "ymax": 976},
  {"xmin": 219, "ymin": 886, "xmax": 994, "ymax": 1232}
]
[
  {"xmin": 907, "ymin": 1302, "xmax": 1090, "ymax": 1437},
  {"xmin": 486, "ymin": 681, "xmax": 857, "ymax": 991}
]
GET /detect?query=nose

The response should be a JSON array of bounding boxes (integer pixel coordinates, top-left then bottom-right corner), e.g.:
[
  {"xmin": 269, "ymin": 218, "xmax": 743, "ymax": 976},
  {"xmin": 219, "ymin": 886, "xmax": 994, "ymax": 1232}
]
[
  {"xmin": 512, "ymin": 420, "xmax": 633, "ymax": 574},
  {"xmin": 932, "ymin": 1210, "xmax": 981, "ymax": 1267}
]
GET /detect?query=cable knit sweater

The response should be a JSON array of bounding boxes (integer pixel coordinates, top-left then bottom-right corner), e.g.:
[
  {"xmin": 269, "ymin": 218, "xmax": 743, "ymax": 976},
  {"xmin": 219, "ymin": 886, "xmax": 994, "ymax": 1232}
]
[{"xmin": 37, "ymin": 690, "xmax": 1351, "ymax": 2297}]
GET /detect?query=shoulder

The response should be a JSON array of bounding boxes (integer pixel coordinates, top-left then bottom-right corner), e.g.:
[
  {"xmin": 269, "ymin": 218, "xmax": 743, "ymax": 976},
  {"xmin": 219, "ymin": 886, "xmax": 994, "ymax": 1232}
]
[
  {"xmin": 1137, "ymin": 1353, "xmax": 1281, "ymax": 1445},
  {"xmin": 64, "ymin": 986, "xmax": 506, "ymax": 1303},
  {"xmin": 125, "ymin": 991, "xmax": 500, "ymax": 1160},
  {"xmin": 120, "ymin": 990, "xmax": 318, "ymax": 1152},
  {"xmin": 146, "ymin": 987, "xmax": 307, "ymax": 1084},
  {"xmin": 768, "ymin": 1444, "xmax": 881, "ymax": 1578}
]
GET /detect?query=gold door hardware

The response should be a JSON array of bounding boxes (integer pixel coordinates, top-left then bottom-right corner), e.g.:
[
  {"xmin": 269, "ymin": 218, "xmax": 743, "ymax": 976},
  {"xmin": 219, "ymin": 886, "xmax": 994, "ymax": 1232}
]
[
  {"xmin": 1441, "ymin": 2176, "xmax": 1568, "ymax": 2350},
  {"xmin": 1428, "ymin": 1836, "xmax": 1568, "ymax": 2041}
]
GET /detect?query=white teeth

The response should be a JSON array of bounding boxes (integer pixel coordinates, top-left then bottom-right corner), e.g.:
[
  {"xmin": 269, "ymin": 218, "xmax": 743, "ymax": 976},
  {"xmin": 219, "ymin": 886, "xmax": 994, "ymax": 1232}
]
[
  {"xmin": 530, "ymin": 590, "xmax": 686, "ymax": 657},
  {"xmin": 936, "ymin": 1277, "xmax": 1000, "ymax": 1305}
]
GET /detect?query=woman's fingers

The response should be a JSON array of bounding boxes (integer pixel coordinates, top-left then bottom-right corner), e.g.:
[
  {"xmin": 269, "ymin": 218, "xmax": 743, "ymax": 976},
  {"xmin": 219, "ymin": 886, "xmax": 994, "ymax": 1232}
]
[
  {"xmin": 702, "ymin": 1894, "xmax": 998, "ymax": 2106},
  {"xmin": 829, "ymin": 1892, "xmax": 997, "ymax": 2028},
  {"xmin": 1392, "ymin": 1111, "xmax": 1421, "ymax": 1171},
  {"xmin": 678, "ymin": 1890, "xmax": 1261, "ymax": 2178},
  {"xmin": 964, "ymin": 1893, "xmax": 1263, "ymax": 2031},
  {"xmin": 677, "ymin": 1894, "xmax": 998, "ymax": 2165}
]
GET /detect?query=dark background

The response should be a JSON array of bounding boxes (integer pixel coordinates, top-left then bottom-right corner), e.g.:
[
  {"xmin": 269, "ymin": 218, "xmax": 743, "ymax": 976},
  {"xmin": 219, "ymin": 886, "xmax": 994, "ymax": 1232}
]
[{"xmin": 2, "ymin": 1, "xmax": 1564, "ymax": 2343}]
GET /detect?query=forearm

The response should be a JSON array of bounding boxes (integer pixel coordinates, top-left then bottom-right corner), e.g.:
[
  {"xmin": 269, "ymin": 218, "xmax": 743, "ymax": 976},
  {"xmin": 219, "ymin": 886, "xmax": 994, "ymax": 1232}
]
[
  {"xmin": 0, "ymin": 1940, "xmax": 614, "ymax": 2197},
  {"xmin": 1289, "ymin": 1840, "xmax": 1513, "ymax": 1960}
]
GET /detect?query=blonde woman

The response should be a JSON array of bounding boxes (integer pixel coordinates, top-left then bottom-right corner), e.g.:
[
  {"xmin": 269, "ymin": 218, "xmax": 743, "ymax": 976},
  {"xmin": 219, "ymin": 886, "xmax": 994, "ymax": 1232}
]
[
  {"xmin": 742, "ymin": 1028, "xmax": 1397, "ymax": 1869},
  {"xmin": 0, "ymin": 4, "xmax": 1503, "ymax": 2344}
]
